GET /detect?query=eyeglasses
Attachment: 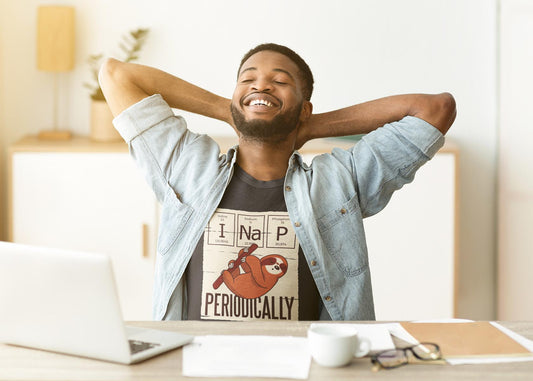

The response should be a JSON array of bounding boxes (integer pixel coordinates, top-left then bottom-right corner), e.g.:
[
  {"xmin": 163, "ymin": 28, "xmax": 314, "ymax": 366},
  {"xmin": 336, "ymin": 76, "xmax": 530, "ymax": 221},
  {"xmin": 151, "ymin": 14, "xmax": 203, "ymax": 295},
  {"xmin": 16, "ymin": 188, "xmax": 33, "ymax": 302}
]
[{"xmin": 371, "ymin": 342, "xmax": 442, "ymax": 370}]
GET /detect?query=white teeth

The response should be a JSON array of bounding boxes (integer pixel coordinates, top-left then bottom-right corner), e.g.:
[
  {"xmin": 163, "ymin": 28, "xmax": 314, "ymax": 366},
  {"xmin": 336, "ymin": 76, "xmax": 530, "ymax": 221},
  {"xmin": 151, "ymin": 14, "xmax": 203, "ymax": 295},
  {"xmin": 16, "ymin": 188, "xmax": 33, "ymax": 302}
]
[{"xmin": 250, "ymin": 99, "xmax": 273, "ymax": 107}]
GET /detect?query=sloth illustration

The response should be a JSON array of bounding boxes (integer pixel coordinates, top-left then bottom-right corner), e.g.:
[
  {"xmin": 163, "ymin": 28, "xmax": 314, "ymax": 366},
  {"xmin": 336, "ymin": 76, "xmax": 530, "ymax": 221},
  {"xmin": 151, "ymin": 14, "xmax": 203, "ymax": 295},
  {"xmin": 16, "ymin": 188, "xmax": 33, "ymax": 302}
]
[{"xmin": 222, "ymin": 254, "xmax": 288, "ymax": 299}]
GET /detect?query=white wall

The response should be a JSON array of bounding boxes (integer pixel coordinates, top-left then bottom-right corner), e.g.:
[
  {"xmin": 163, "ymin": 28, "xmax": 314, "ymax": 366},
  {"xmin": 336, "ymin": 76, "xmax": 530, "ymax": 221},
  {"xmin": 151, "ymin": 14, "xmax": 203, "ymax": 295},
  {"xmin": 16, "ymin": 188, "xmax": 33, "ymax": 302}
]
[
  {"xmin": 0, "ymin": 0, "xmax": 7, "ymax": 242},
  {"xmin": 498, "ymin": 0, "xmax": 533, "ymax": 320},
  {"xmin": 0, "ymin": 0, "xmax": 498, "ymax": 319}
]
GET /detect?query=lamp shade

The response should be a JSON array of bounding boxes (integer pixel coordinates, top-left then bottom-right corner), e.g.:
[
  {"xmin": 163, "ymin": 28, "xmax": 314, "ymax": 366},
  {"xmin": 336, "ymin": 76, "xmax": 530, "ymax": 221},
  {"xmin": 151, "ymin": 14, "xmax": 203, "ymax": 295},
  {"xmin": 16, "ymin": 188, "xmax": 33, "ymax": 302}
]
[{"xmin": 37, "ymin": 6, "xmax": 75, "ymax": 72}]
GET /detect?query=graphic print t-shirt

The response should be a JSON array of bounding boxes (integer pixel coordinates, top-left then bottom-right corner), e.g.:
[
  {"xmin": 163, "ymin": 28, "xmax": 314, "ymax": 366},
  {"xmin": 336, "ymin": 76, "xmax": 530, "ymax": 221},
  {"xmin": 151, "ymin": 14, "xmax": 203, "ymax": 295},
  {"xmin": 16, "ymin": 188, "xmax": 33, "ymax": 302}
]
[{"xmin": 186, "ymin": 164, "xmax": 320, "ymax": 321}]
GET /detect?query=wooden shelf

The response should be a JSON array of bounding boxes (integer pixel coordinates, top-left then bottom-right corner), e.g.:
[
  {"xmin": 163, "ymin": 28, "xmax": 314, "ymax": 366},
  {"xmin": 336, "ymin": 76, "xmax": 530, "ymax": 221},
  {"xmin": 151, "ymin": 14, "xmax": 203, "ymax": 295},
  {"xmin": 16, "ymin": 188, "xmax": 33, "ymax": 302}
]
[
  {"xmin": 10, "ymin": 135, "xmax": 128, "ymax": 153},
  {"xmin": 10, "ymin": 134, "xmax": 457, "ymax": 155}
]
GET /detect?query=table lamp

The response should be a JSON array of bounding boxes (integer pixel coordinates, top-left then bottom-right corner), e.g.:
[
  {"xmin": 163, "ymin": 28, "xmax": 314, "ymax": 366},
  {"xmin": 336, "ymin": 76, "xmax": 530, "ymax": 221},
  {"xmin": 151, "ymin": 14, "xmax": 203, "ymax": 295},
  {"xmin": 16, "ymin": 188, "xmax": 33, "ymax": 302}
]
[{"xmin": 36, "ymin": 6, "xmax": 75, "ymax": 140}]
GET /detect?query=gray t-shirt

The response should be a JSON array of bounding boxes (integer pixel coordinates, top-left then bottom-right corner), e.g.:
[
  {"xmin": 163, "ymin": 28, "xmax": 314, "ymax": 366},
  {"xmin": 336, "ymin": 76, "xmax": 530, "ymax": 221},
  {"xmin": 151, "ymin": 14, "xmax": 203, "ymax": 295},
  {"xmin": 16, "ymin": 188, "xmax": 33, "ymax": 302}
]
[{"xmin": 186, "ymin": 164, "xmax": 320, "ymax": 321}]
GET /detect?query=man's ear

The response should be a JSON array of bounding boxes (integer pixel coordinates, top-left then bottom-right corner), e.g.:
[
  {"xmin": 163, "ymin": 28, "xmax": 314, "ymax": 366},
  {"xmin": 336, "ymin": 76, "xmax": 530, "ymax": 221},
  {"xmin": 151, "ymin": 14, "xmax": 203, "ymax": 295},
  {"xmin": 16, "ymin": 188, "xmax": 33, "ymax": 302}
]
[{"xmin": 299, "ymin": 101, "xmax": 313, "ymax": 122}]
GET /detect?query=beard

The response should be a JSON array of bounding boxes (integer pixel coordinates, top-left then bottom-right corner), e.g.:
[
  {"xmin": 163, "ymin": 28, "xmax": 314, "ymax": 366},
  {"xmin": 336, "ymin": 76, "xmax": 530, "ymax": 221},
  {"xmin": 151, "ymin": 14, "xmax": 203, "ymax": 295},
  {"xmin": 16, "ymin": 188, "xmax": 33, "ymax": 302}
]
[{"xmin": 231, "ymin": 102, "xmax": 303, "ymax": 143}]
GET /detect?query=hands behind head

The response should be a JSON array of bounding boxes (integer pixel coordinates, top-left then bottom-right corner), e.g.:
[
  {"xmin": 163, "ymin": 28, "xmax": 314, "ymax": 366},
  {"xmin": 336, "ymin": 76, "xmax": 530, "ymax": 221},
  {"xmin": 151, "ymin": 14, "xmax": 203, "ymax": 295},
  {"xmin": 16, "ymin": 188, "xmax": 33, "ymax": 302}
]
[{"xmin": 294, "ymin": 113, "xmax": 317, "ymax": 150}]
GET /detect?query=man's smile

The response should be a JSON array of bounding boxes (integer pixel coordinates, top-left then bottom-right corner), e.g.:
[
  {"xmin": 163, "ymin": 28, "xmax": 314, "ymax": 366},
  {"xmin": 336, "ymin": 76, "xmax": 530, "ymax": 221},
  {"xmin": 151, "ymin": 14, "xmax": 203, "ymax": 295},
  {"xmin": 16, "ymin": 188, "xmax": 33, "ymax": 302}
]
[
  {"xmin": 249, "ymin": 99, "xmax": 274, "ymax": 107},
  {"xmin": 242, "ymin": 92, "xmax": 281, "ymax": 113}
]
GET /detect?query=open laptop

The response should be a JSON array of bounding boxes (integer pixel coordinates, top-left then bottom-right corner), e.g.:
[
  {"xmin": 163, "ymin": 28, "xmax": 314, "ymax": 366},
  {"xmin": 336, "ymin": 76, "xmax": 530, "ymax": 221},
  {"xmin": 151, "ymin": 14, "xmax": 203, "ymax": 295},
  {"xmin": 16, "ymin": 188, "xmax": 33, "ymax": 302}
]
[{"xmin": 0, "ymin": 241, "xmax": 193, "ymax": 364}]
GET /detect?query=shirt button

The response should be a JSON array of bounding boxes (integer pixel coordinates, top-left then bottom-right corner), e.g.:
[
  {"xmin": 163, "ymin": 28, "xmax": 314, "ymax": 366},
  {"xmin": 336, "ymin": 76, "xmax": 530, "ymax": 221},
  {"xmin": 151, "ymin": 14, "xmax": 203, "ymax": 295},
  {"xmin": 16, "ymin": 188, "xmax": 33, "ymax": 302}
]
[
  {"xmin": 310, "ymin": 260, "xmax": 317, "ymax": 266},
  {"xmin": 285, "ymin": 186, "xmax": 292, "ymax": 191},
  {"xmin": 325, "ymin": 296, "xmax": 332, "ymax": 302},
  {"xmin": 340, "ymin": 208, "xmax": 347, "ymax": 215},
  {"xmin": 294, "ymin": 222, "xmax": 301, "ymax": 227}
]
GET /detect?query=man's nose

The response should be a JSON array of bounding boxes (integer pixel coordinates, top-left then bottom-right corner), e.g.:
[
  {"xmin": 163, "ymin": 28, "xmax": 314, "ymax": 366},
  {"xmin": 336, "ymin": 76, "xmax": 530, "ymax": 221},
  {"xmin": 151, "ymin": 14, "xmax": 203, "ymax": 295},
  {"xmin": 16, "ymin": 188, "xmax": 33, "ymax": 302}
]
[{"xmin": 251, "ymin": 77, "xmax": 272, "ymax": 92}]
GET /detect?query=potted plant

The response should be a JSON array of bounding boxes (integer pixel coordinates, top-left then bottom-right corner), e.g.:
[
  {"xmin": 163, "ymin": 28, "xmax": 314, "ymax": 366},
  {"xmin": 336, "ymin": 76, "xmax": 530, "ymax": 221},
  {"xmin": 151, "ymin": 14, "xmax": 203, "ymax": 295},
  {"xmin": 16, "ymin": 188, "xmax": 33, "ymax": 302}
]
[{"xmin": 84, "ymin": 28, "xmax": 149, "ymax": 141}]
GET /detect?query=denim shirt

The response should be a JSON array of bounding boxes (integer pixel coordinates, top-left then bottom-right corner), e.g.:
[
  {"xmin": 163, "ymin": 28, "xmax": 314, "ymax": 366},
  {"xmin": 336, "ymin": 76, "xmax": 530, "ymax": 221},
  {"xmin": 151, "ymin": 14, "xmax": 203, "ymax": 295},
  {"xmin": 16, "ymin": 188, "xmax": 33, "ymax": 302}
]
[{"xmin": 113, "ymin": 94, "xmax": 445, "ymax": 321}]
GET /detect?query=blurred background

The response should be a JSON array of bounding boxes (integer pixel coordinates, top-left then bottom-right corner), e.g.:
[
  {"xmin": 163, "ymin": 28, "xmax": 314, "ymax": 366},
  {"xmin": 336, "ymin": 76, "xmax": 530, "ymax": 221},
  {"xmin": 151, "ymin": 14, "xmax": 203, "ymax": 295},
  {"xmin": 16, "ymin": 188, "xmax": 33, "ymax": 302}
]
[{"xmin": 0, "ymin": 0, "xmax": 531, "ymax": 321}]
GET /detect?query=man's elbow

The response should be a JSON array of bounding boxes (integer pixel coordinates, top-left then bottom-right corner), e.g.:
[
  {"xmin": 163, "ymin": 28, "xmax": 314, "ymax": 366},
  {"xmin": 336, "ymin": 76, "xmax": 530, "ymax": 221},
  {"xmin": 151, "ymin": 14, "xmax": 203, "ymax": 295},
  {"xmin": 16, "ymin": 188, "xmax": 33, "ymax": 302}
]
[
  {"xmin": 98, "ymin": 58, "xmax": 124, "ymax": 97},
  {"xmin": 435, "ymin": 92, "xmax": 457, "ymax": 135}
]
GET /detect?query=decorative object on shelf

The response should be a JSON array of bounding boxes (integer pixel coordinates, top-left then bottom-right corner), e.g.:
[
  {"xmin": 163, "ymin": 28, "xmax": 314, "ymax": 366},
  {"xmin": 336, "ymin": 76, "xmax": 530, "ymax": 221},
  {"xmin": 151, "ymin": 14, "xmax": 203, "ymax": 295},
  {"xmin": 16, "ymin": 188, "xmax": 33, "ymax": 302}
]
[
  {"xmin": 36, "ymin": 6, "xmax": 75, "ymax": 140},
  {"xmin": 85, "ymin": 28, "xmax": 149, "ymax": 142}
]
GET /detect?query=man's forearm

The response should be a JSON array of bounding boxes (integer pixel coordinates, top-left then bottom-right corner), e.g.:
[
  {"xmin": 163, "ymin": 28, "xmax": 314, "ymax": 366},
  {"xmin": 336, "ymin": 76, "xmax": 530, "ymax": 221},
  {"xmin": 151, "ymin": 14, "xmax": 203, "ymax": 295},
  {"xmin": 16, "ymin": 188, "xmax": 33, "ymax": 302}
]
[
  {"xmin": 99, "ymin": 58, "xmax": 232, "ymax": 123},
  {"xmin": 304, "ymin": 93, "xmax": 456, "ymax": 141}
]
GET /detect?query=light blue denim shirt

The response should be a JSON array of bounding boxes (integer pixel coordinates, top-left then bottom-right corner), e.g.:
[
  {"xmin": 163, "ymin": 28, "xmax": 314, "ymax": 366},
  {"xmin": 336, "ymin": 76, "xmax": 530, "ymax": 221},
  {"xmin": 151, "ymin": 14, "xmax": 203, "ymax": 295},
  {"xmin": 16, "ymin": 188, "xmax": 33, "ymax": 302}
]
[{"xmin": 113, "ymin": 94, "xmax": 445, "ymax": 321}]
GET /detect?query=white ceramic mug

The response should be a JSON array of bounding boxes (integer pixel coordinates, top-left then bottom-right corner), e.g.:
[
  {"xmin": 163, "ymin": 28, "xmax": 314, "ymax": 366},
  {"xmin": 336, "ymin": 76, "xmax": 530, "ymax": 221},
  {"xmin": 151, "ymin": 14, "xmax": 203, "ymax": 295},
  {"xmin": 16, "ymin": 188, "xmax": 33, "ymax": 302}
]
[{"xmin": 307, "ymin": 324, "xmax": 371, "ymax": 367}]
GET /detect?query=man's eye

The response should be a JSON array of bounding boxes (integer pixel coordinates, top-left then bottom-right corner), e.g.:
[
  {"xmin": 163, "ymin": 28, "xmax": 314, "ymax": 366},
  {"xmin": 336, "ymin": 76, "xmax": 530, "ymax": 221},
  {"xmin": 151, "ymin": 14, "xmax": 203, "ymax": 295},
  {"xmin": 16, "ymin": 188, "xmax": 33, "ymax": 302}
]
[{"xmin": 274, "ymin": 80, "xmax": 287, "ymax": 85}]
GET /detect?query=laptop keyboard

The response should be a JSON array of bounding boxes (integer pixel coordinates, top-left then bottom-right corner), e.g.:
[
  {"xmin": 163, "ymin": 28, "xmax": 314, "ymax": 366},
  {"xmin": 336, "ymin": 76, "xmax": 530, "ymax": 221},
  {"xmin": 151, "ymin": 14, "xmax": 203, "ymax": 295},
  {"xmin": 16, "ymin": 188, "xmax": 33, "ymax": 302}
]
[{"xmin": 129, "ymin": 339, "xmax": 160, "ymax": 355}]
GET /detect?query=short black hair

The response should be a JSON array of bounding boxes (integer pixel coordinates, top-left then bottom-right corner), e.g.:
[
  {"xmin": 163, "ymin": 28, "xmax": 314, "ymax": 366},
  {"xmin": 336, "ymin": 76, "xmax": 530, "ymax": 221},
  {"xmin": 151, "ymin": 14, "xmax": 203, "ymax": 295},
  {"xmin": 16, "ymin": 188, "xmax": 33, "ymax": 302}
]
[{"xmin": 238, "ymin": 43, "xmax": 314, "ymax": 101}]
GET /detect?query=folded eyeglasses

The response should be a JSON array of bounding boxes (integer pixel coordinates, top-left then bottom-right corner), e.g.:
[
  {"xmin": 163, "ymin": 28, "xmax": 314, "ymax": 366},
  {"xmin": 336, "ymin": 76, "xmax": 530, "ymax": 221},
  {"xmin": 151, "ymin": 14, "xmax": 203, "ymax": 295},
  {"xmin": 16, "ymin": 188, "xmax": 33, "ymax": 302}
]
[{"xmin": 371, "ymin": 342, "xmax": 442, "ymax": 370}]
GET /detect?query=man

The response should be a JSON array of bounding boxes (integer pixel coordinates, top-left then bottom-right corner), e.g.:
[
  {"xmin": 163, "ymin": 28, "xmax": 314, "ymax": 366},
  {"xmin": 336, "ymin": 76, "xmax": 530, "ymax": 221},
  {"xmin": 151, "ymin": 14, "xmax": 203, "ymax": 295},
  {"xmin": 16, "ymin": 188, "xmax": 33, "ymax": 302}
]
[{"xmin": 99, "ymin": 43, "xmax": 456, "ymax": 321}]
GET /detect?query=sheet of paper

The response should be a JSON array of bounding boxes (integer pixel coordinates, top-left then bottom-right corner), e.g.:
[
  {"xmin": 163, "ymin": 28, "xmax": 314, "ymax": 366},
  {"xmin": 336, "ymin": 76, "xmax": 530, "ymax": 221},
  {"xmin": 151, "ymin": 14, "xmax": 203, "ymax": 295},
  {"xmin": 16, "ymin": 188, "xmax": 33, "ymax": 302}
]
[
  {"xmin": 309, "ymin": 323, "xmax": 395, "ymax": 354},
  {"xmin": 383, "ymin": 323, "xmax": 420, "ymax": 345},
  {"xmin": 182, "ymin": 335, "xmax": 311, "ymax": 379},
  {"xmin": 491, "ymin": 322, "xmax": 533, "ymax": 352}
]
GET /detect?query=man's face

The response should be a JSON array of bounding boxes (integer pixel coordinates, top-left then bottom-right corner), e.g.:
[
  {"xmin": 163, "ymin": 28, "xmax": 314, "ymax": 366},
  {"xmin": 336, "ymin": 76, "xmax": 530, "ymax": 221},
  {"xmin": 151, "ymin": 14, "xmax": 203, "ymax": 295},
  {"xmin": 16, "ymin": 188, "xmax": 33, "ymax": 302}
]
[{"xmin": 231, "ymin": 50, "xmax": 307, "ymax": 143}]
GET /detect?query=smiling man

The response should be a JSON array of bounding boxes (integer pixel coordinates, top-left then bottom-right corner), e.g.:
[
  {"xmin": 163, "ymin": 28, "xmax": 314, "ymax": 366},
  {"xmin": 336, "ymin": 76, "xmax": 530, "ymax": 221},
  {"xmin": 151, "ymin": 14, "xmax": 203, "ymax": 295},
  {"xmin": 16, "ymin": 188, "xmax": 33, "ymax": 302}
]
[
  {"xmin": 231, "ymin": 47, "xmax": 312, "ymax": 145},
  {"xmin": 99, "ymin": 43, "xmax": 456, "ymax": 321}
]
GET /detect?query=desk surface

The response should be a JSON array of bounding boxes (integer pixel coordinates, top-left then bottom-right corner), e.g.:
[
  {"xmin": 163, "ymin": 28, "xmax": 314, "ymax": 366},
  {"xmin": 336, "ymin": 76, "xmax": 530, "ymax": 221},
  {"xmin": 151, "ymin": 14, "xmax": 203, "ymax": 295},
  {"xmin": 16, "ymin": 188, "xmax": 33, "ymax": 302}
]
[{"xmin": 1, "ymin": 320, "xmax": 531, "ymax": 381}]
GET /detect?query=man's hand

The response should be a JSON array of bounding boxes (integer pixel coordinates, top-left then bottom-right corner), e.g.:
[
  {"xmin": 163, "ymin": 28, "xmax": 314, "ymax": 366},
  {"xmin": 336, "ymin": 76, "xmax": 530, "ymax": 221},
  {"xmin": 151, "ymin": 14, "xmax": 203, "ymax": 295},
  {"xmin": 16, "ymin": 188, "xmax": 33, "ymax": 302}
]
[{"xmin": 294, "ymin": 114, "xmax": 317, "ymax": 150}]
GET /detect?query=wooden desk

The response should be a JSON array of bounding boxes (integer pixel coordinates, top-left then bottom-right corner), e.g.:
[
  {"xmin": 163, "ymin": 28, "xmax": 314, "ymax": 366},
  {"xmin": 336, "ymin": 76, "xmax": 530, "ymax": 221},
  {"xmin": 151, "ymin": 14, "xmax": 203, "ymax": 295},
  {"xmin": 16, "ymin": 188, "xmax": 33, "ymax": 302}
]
[{"xmin": 0, "ymin": 321, "xmax": 532, "ymax": 380}]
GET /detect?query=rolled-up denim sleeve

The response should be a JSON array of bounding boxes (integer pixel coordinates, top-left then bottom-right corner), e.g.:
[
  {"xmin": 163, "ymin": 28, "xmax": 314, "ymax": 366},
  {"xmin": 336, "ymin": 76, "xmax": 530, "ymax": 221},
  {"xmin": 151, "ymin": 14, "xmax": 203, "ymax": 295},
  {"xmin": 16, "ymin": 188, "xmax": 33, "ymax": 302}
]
[
  {"xmin": 113, "ymin": 94, "xmax": 201, "ymax": 203},
  {"xmin": 346, "ymin": 116, "xmax": 445, "ymax": 217}
]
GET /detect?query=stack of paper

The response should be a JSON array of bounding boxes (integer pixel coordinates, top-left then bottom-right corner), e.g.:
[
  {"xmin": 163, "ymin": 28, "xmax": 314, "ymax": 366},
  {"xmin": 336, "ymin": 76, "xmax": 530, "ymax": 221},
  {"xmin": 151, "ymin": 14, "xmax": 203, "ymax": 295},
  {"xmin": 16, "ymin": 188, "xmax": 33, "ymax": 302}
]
[{"xmin": 398, "ymin": 321, "xmax": 533, "ymax": 365}]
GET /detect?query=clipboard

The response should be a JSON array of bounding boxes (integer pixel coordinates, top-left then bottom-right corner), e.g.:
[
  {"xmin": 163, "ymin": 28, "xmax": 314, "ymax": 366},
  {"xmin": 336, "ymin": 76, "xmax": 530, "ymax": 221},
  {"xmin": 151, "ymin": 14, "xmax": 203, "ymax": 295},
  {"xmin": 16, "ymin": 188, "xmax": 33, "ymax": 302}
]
[{"xmin": 400, "ymin": 322, "xmax": 533, "ymax": 359}]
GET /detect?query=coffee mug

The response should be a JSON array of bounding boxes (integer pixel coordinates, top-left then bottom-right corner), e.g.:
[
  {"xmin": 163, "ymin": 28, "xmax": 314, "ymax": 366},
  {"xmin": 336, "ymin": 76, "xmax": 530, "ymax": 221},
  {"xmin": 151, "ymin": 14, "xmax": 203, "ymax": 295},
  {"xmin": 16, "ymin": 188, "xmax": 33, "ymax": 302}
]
[{"xmin": 308, "ymin": 324, "xmax": 371, "ymax": 367}]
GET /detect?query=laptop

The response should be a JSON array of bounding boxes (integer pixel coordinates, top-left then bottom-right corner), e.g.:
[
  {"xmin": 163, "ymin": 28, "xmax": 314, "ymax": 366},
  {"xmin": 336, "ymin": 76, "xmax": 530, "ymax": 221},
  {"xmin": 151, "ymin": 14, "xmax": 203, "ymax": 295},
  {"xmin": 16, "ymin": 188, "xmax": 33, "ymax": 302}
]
[{"xmin": 0, "ymin": 241, "xmax": 193, "ymax": 364}]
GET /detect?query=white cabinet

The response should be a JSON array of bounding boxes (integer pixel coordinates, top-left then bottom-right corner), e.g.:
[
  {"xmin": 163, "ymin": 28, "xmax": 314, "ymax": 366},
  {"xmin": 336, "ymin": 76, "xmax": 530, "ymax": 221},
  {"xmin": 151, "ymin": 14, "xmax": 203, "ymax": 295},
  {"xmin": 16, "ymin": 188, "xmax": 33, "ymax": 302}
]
[
  {"xmin": 364, "ymin": 149, "xmax": 457, "ymax": 320},
  {"xmin": 9, "ymin": 135, "xmax": 457, "ymax": 322},
  {"xmin": 8, "ymin": 137, "xmax": 158, "ymax": 320}
]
